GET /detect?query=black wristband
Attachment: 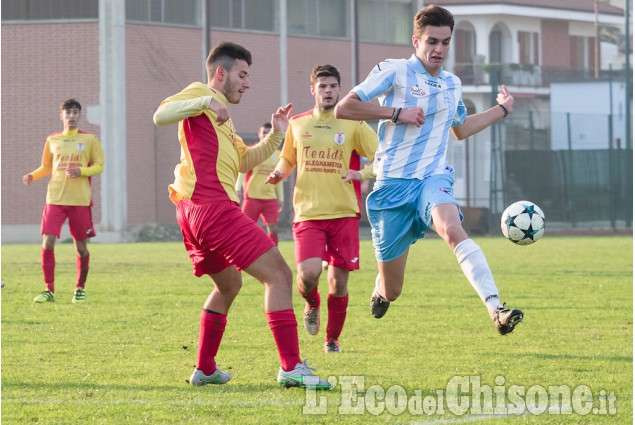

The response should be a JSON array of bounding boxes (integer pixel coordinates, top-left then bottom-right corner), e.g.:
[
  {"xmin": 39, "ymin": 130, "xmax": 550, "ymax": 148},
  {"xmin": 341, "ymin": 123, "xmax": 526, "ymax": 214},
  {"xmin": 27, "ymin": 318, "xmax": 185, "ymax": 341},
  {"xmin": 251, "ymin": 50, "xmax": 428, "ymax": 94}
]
[
  {"xmin": 391, "ymin": 107, "xmax": 402, "ymax": 123},
  {"xmin": 498, "ymin": 104, "xmax": 508, "ymax": 118}
]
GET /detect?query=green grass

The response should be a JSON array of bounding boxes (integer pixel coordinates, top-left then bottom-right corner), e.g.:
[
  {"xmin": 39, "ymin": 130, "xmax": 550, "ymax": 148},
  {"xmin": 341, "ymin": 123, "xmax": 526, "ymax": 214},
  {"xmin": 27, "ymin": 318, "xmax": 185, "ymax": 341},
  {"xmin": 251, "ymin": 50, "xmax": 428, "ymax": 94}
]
[{"xmin": 1, "ymin": 236, "xmax": 632, "ymax": 424}]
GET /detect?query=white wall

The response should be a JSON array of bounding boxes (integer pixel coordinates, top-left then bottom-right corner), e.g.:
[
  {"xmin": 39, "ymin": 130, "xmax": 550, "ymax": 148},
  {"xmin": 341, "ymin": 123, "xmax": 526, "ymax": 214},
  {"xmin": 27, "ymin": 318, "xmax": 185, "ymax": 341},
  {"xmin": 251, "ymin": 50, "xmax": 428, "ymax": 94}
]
[{"xmin": 550, "ymin": 81, "xmax": 628, "ymax": 149}]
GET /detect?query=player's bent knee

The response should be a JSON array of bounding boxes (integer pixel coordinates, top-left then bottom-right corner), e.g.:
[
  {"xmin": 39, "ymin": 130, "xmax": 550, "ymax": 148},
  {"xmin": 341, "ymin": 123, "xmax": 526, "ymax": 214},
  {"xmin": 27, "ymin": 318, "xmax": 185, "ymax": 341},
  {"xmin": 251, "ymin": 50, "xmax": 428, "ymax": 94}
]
[
  {"xmin": 384, "ymin": 287, "xmax": 402, "ymax": 302},
  {"xmin": 441, "ymin": 223, "xmax": 467, "ymax": 246},
  {"xmin": 266, "ymin": 265, "xmax": 293, "ymax": 288},
  {"xmin": 298, "ymin": 270, "xmax": 321, "ymax": 286}
]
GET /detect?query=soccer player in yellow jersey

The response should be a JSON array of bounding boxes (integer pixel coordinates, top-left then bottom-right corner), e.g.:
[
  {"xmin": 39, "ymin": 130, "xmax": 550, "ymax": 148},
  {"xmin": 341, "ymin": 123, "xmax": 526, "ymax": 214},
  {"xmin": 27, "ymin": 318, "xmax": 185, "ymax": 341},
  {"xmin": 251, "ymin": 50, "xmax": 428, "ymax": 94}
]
[
  {"xmin": 266, "ymin": 65, "xmax": 379, "ymax": 353},
  {"xmin": 153, "ymin": 42, "xmax": 330, "ymax": 389},
  {"xmin": 23, "ymin": 98, "xmax": 105, "ymax": 304},
  {"xmin": 235, "ymin": 122, "xmax": 284, "ymax": 245}
]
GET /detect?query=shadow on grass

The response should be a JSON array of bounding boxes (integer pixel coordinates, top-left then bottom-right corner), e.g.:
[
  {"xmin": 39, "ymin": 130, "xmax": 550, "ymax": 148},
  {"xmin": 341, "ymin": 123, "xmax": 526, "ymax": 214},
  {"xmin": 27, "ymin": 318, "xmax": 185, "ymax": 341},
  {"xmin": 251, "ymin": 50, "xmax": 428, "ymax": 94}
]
[
  {"xmin": 520, "ymin": 353, "xmax": 632, "ymax": 362},
  {"xmin": 1, "ymin": 380, "xmax": 325, "ymax": 397}
]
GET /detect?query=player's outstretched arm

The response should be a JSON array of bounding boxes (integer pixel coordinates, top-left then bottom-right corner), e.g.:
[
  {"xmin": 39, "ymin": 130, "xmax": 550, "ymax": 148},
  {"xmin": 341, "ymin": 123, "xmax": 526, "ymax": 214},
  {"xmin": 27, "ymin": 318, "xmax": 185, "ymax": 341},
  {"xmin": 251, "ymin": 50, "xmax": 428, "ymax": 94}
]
[
  {"xmin": 452, "ymin": 85, "xmax": 514, "ymax": 140},
  {"xmin": 240, "ymin": 105, "xmax": 291, "ymax": 173},
  {"xmin": 335, "ymin": 93, "xmax": 391, "ymax": 121},
  {"xmin": 271, "ymin": 103, "xmax": 292, "ymax": 133},
  {"xmin": 335, "ymin": 93, "xmax": 425, "ymax": 126}
]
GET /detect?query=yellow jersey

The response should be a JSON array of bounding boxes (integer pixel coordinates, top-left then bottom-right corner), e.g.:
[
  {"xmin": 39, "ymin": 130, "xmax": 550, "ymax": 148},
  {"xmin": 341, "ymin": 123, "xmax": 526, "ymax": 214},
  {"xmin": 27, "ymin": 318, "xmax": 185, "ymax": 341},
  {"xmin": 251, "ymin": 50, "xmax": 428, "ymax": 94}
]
[
  {"xmin": 277, "ymin": 107, "xmax": 378, "ymax": 221},
  {"xmin": 29, "ymin": 128, "xmax": 104, "ymax": 206}
]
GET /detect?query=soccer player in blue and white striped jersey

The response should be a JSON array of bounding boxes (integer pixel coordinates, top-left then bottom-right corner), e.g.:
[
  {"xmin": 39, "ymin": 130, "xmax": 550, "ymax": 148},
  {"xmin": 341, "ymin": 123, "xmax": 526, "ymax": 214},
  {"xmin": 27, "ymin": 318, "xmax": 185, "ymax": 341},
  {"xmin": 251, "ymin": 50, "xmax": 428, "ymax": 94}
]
[{"xmin": 335, "ymin": 5, "xmax": 523, "ymax": 335}]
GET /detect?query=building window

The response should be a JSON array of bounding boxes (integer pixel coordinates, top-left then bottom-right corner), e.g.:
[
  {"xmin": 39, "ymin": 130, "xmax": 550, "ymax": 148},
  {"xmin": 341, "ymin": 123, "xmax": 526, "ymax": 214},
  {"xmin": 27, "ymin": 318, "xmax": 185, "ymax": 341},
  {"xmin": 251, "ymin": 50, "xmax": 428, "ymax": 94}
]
[
  {"xmin": 358, "ymin": 0, "xmax": 412, "ymax": 45},
  {"xmin": 518, "ymin": 31, "xmax": 539, "ymax": 65},
  {"xmin": 126, "ymin": 0, "xmax": 201, "ymax": 26},
  {"xmin": 288, "ymin": 0, "xmax": 348, "ymax": 38},
  {"xmin": 211, "ymin": 0, "xmax": 277, "ymax": 32},
  {"xmin": 569, "ymin": 35, "xmax": 586, "ymax": 70},
  {"xmin": 2, "ymin": 0, "xmax": 98, "ymax": 21}
]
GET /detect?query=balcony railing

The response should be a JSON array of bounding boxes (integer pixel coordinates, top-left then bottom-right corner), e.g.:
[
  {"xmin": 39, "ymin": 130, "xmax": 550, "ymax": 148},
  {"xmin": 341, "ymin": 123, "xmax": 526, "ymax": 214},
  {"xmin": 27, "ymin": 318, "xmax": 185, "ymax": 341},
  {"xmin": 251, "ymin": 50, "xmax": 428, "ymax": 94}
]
[{"xmin": 453, "ymin": 62, "xmax": 627, "ymax": 88}]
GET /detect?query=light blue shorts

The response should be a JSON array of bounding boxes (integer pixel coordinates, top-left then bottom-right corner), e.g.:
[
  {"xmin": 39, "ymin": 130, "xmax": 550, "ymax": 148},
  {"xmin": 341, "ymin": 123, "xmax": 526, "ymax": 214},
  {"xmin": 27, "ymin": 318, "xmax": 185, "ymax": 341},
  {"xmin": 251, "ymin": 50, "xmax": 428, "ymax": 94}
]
[{"xmin": 366, "ymin": 175, "xmax": 463, "ymax": 262}]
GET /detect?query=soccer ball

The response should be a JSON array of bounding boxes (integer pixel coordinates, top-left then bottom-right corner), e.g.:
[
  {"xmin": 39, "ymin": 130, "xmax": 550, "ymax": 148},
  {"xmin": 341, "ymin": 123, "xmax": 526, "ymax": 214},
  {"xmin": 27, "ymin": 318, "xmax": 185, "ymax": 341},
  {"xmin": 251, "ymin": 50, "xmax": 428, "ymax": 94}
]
[{"xmin": 501, "ymin": 201, "xmax": 545, "ymax": 245}]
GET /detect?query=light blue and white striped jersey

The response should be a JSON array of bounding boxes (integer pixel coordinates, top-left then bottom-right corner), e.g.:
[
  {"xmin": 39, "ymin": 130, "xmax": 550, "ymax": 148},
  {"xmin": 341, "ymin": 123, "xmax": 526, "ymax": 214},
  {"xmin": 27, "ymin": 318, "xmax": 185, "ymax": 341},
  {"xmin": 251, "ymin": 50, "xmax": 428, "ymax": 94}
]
[{"xmin": 352, "ymin": 54, "xmax": 467, "ymax": 180}]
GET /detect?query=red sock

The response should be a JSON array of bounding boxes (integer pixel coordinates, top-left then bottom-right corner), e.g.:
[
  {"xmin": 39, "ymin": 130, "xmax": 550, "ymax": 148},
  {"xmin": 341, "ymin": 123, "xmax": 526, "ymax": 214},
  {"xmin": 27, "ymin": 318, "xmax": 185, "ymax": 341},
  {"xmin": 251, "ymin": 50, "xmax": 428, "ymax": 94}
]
[
  {"xmin": 270, "ymin": 233, "xmax": 279, "ymax": 246},
  {"xmin": 41, "ymin": 248, "xmax": 55, "ymax": 293},
  {"xmin": 196, "ymin": 310, "xmax": 227, "ymax": 375},
  {"xmin": 298, "ymin": 286, "xmax": 320, "ymax": 309},
  {"xmin": 75, "ymin": 252, "xmax": 90, "ymax": 289},
  {"xmin": 266, "ymin": 309, "xmax": 301, "ymax": 371},
  {"xmin": 326, "ymin": 294, "xmax": 349, "ymax": 341}
]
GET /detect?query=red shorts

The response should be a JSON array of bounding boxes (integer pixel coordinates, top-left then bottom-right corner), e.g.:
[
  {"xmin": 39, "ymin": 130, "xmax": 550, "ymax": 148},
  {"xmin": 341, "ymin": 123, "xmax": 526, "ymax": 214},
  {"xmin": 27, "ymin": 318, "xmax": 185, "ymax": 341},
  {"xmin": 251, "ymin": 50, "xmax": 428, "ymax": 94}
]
[
  {"xmin": 41, "ymin": 204, "xmax": 96, "ymax": 240},
  {"xmin": 292, "ymin": 217, "xmax": 360, "ymax": 271},
  {"xmin": 177, "ymin": 199, "xmax": 275, "ymax": 276},
  {"xmin": 242, "ymin": 197, "xmax": 279, "ymax": 226}
]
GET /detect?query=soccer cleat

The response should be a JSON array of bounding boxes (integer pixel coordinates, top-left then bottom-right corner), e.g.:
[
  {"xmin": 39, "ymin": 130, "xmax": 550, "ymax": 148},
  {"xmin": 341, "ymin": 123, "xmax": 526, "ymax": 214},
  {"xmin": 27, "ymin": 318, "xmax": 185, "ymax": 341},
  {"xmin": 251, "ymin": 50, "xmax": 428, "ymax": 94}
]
[
  {"xmin": 189, "ymin": 368, "xmax": 232, "ymax": 386},
  {"xmin": 277, "ymin": 360, "xmax": 332, "ymax": 390},
  {"xmin": 33, "ymin": 290, "xmax": 54, "ymax": 303},
  {"xmin": 324, "ymin": 339, "xmax": 342, "ymax": 353},
  {"xmin": 370, "ymin": 290, "xmax": 390, "ymax": 319},
  {"xmin": 303, "ymin": 305, "xmax": 320, "ymax": 335},
  {"xmin": 72, "ymin": 288, "xmax": 86, "ymax": 303},
  {"xmin": 493, "ymin": 303, "xmax": 524, "ymax": 335}
]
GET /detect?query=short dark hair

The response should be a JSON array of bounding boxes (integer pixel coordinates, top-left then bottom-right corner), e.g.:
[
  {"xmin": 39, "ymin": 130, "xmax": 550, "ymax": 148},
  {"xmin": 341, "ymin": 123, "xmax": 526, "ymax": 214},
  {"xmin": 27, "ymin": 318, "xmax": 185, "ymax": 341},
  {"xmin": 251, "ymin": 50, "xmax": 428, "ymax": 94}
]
[
  {"xmin": 60, "ymin": 98, "xmax": 81, "ymax": 111},
  {"xmin": 261, "ymin": 122, "xmax": 272, "ymax": 130},
  {"xmin": 414, "ymin": 5, "xmax": 455, "ymax": 39},
  {"xmin": 206, "ymin": 41, "xmax": 252, "ymax": 79},
  {"xmin": 310, "ymin": 64, "xmax": 340, "ymax": 85}
]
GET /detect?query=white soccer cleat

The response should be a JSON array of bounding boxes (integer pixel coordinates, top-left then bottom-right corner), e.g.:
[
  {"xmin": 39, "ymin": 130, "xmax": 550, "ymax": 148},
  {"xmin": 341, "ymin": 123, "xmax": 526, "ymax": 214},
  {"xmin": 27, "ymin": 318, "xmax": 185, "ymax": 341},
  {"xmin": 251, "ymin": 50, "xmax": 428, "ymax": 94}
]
[
  {"xmin": 277, "ymin": 360, "xmax": 332, "ymax": 390},
  {"xmin": 303, "ymin": 305, "xmax": 320, "ymax": 335},
  {"xmin": 189, "ymin": 368, "xmax": 232, "ymax": 386}
]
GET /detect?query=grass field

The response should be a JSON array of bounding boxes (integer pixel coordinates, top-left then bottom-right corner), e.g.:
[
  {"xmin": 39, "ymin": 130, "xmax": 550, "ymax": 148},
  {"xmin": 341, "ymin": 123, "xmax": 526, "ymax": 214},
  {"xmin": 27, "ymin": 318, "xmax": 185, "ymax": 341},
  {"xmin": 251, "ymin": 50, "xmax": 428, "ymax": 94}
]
[{"xmin": 1, "ymin": 235, "xmax": 632, "ymax": 424}]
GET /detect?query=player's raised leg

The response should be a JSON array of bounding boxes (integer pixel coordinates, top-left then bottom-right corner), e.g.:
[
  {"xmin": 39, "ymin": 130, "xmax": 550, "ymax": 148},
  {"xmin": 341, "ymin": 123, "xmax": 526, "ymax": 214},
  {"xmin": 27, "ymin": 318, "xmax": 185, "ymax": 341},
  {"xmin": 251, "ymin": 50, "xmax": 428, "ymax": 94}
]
[
  {"xmin": 371, "ymin": 250, "xmax": 408, "ymax": 318},
  {"xmin": 432, "ymin": 203, "xmax": 523, "ymax": 335}
]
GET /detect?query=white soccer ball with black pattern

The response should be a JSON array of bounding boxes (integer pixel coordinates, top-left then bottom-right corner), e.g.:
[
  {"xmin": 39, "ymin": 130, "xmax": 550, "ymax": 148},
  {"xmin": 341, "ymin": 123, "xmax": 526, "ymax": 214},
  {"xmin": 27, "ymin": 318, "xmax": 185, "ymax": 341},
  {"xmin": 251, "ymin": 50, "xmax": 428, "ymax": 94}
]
[{"xmin": 501, "ymin": 201, "xmax": 545, "ymax": 245}]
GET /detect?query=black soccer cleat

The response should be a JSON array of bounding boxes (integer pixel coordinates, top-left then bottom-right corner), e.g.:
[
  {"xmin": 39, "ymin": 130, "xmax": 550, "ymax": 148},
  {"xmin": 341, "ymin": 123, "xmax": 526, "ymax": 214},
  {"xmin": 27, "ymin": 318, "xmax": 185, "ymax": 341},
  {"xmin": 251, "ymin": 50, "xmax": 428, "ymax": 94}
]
[
  {"xmin": 370, "ymin": 290, "xmax": 390, "ymax": 319},
  {"xmin": 493, "ymin": 303, "xmax": 523, "ymax": 335}
]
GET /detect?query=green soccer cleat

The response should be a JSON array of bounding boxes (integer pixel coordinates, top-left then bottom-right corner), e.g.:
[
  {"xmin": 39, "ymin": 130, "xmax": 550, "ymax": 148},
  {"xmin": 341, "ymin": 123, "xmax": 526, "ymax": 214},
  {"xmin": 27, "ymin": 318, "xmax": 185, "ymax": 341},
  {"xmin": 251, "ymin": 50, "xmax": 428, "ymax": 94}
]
[
  {"xmin": 72, "ymin": 288, "xmax": 86, "ymax": 303},
  {"xmin": 277, "ymin": 360, "xmax": 332, "ymax": 390},
  {"xmin": 189, "ymin": 368, "xmax": 232, "ymax": 386},
  {"xmin": 33, "ymin": 290, "xmax": 54, "ymax": 303}
]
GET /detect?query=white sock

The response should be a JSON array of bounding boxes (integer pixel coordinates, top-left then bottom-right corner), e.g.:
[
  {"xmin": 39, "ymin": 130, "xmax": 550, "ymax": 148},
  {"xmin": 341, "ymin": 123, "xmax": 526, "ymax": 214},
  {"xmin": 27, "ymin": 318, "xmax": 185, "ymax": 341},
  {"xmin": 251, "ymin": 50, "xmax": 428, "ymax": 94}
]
[
  {"xmin": 374, "ymin": 274, "xmax": 383, "ymax": 297},
  {"xmin": 454, "ymin": 239, "xmax": 502, "ymax": 318}
]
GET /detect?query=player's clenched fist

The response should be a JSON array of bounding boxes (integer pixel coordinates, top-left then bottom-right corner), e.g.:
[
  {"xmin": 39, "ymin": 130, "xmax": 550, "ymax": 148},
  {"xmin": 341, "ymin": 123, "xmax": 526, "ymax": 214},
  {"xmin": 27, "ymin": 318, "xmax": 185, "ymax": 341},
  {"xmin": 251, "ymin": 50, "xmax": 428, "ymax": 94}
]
[{"xmin": 265, "ymin": 170, "xmax": 284, "ymax": 185}]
